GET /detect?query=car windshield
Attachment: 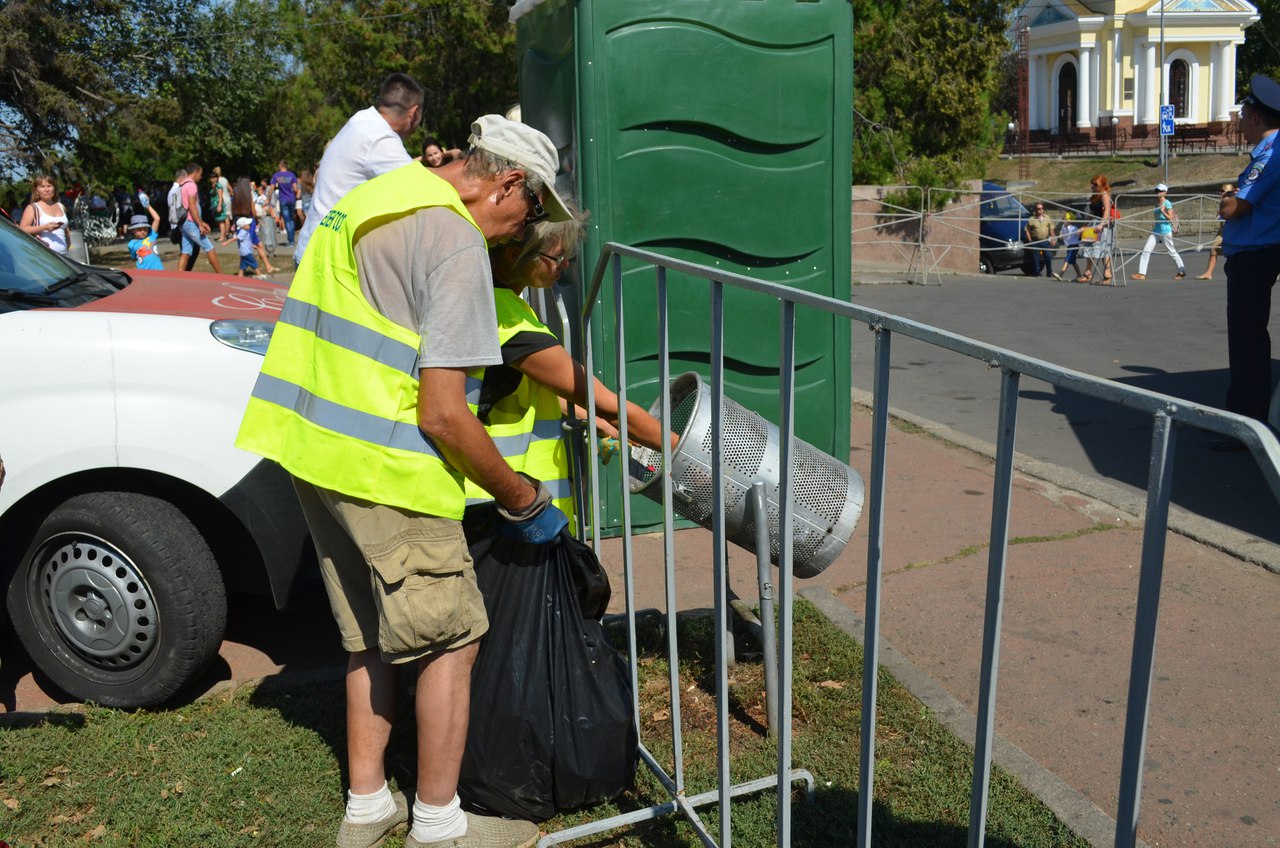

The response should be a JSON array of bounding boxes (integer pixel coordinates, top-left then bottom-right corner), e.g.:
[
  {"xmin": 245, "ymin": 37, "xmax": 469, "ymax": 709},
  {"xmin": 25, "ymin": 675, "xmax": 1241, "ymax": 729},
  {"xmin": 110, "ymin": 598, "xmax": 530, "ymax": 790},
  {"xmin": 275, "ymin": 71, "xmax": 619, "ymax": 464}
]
[
  {"xmin": 0, "ymin": 216, "xmax": 126, "ymax": 310},
  {"xmin": 0, "ymin": 215, "xmax": 77, "ymax": 292},
  {"xmin": 982, "ymin": 193, "xmax": 1029, "ymax": 219}
]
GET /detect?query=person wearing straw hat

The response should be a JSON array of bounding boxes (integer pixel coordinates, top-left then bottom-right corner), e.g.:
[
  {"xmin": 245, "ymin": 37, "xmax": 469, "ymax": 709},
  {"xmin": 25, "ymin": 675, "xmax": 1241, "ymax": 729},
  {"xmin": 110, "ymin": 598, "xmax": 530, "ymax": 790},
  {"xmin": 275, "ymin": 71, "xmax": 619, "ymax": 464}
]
[
  {"xmin": 1217, "ymin": 74, "xmax": 1280, "ymax": 442},
  {"xmin": 238, "ymin": 114, "xmax": 574, "ymax": 848},
  {"xmin": 1131, "ymin": 184, "xmax": 1186, "ymax": 280}
]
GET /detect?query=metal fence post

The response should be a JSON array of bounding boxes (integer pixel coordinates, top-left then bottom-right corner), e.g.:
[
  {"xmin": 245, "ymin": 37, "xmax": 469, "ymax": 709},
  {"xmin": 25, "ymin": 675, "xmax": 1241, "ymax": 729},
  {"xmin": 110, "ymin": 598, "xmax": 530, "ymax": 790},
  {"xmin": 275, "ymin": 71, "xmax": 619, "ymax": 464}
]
[
  {"xmin": 967, "ymin": 367, "xmax": 1021, "ymax": 847},
  {"xmin": 775, "ymin": 299, "xmax": 798, "ymax": 846},
  {"xmin": 1114, "ymin": 411, "xmax": 1178, "ymax": 848},
  {"xmin": 857, "ymin": 324, "xmax": 893, "ymax": 848}
]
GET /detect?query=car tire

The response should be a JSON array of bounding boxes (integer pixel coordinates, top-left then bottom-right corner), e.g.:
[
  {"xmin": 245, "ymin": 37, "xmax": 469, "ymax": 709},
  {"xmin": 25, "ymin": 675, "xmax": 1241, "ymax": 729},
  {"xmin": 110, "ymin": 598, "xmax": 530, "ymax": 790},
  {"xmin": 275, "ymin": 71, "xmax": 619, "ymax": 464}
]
[
  {"xmin": 978, "ymin": 256, "xmax": 994, "ymax": 274},
  {"xmin": 6, "ymin": 492, "xmax": 227, "ymax": 708}
]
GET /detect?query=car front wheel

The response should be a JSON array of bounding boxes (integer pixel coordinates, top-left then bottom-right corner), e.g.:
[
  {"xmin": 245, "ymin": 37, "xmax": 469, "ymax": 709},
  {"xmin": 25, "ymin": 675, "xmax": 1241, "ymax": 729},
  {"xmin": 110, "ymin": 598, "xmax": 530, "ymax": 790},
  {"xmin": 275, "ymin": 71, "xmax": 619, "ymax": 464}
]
[{"xmin": 7, "ymin": 492, "xmax": 227, "ymax": 708}]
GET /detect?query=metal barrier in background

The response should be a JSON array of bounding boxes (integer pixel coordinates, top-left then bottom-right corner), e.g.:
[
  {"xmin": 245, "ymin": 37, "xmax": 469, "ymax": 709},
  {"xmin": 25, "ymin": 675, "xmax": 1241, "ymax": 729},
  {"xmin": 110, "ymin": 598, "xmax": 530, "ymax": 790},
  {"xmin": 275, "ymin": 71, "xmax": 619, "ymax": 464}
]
[
  {"xmin": 854, "ymin": 185, "xmax": 1232, "ymax": 285},
  {"xmin": 552, "ymin": 242, "xmax": 1280, "ymax": 848}
]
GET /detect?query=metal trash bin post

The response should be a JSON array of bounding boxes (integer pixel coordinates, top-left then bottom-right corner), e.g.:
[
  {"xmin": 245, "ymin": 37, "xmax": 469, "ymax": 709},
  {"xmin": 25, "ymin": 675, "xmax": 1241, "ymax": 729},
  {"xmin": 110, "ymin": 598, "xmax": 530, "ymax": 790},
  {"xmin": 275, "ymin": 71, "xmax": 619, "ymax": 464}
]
[{"xmin": 629, "ymin": 372, "xmax": 865, "ymax": 579}]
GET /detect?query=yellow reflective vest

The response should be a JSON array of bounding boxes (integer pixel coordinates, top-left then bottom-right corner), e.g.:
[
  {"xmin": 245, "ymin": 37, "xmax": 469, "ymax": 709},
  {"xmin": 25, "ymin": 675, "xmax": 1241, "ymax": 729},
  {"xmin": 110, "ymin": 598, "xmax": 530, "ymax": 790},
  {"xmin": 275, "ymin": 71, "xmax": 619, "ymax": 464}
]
[
  {"xmin": 236, "ymin": 163, "xmax": 483, "ymax": 519},
  {"xmin": 464, "ymin": 288, "xmax": 575, "ymax": 526}
]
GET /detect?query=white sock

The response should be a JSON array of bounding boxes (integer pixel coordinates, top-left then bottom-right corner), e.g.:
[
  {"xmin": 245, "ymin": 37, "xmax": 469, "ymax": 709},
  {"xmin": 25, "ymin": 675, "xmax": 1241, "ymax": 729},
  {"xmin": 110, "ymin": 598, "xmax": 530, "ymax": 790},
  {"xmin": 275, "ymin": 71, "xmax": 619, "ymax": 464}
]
[
  {"xmin": 345, "ymin": 781, "xmax": 397, "ymax": 824},
  {"xmin": 410, "ymin": 793, "xmax": 467, "ymax": 843}
]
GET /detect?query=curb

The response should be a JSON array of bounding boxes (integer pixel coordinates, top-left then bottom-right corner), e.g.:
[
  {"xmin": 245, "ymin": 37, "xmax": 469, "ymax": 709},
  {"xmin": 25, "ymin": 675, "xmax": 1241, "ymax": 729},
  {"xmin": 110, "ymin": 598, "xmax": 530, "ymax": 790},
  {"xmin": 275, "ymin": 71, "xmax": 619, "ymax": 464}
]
[
  {"xmin": 850, "ymin": 388, "xmax": 1280, "ymax": 575},
  {"xmin": 799, "ymin": 586, "xmax": 1152, "ymax": 848}
]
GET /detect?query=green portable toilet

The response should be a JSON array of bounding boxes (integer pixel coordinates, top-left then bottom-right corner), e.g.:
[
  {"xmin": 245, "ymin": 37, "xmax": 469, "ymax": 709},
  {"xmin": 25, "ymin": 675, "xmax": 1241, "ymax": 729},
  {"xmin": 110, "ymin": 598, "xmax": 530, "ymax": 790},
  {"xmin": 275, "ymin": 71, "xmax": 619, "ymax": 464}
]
[{"xmin": 513, "ymin": 0, "xmax": 853, "ymax": 534}]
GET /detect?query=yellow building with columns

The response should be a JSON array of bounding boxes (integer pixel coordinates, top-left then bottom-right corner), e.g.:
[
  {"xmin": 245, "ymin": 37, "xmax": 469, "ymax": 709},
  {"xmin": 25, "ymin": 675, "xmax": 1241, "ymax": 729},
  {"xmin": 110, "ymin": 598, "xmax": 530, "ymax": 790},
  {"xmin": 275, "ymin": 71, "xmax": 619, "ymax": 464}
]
[{"xmin": 1019, "ymin": 0, "xmax": 1259, "ymax": 145}]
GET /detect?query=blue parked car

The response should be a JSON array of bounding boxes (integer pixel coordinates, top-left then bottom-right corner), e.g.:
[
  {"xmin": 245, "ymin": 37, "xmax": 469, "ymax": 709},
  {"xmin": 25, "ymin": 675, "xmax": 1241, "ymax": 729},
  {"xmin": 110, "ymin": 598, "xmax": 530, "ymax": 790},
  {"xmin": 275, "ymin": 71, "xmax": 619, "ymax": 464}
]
[{"xmin": 979, "ymin": 182, "xmax": 1037, "ymax": 275}]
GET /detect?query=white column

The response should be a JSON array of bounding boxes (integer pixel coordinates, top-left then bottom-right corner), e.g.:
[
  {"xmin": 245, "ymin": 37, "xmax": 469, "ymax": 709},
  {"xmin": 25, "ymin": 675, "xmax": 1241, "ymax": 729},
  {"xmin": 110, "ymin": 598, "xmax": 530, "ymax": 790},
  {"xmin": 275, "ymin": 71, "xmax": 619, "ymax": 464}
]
[
  {"xmin": 1040, "ymin": 55, "xmax": 1051, "ymax": 128},
  {"xmin": 1145, "ymin": 40, "xmax": 1158, "ymax": 123},
  {"xmin": 1029, "ymin": 54, "xmax": 1040, "ymax": 130},
  {"xmin": 1222, "ymin": 41, "xmax": 1238, "ymax": 118},
  {"xmin": 1078, "ymin": 47, "xmax": 1093, "ymax": 127},
  {"xmin": 1134, "ymin": 39, "xmax": 1146, "ymax": 123},
  {"xmin": 1112, "ymin": 31, "xmax": 1123, "ymax": 112},
  {"xmin": 1093, "ymin": 45, "xmax": 1102, "ymax": 119},
  {"xmin": 1209, "ymin": 42, "xmax": 1221, "ymax": 121}
]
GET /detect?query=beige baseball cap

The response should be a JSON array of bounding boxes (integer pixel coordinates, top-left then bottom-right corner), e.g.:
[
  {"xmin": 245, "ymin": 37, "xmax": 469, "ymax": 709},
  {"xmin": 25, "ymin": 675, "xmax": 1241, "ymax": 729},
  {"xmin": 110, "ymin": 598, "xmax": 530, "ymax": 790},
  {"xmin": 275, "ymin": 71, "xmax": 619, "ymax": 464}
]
[{"xmin": 468, "ymin": 114, "xmax": 572, "ymax": 222}]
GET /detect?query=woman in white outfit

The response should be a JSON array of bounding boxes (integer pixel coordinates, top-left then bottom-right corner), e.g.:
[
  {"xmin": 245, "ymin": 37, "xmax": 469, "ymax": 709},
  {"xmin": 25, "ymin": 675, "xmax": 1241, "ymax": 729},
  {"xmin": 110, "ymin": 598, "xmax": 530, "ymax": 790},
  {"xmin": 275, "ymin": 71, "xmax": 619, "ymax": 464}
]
[
  {"xmin": 1131, "ymin": 183, "xmax": 1186, "ymax": 280},
  {"xmin": 19, "ymin": 175, "xmax": 70, "ymax": 255}
]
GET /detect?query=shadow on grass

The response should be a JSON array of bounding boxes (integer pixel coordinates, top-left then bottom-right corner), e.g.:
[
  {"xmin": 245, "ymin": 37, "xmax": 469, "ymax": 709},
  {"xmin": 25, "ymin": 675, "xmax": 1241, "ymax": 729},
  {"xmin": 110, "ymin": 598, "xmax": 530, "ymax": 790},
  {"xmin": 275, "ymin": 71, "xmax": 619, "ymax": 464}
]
[
  {"xmin": 246, "ymin": 663, "xmax": 424, "ymax": 797},
  {"xmin": 536, "ymin": 784, "xmax": 1042, "ymax": 847},
  {"xmin": 238, "ymin": 600, "xmax": 1084, "ymax": 848}
]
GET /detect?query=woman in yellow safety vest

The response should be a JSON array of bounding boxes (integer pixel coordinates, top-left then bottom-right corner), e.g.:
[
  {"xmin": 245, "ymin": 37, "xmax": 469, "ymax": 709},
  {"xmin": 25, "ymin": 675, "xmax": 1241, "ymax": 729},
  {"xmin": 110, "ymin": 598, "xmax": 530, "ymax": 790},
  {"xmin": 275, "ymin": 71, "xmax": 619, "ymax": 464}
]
[{"xmin": 463, "ymin": 204, "xmax": 675, "ymax": 529}]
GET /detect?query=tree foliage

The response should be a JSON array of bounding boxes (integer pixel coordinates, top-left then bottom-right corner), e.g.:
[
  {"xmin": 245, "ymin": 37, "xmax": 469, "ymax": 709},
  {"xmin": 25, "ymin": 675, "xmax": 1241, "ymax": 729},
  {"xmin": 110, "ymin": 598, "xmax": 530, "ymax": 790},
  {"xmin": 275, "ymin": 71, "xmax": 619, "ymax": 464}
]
[
  {"xmin": 269, "ymin": 0, "xmax": 516, "ymax": 172},
  {"xmin": 0, "ymin": 0, "xmax": 515, "ymax": 189},
  {"xmin": 853, "ymin": 0, "xmax": 1019, "ymax": 190},
  {"xmin": 1237, "ymin": 0, "xmax": 1280, "ymax": 86},
  {"xmin": 4, "ymin": 0, "xmax": 1026, "ymax": 195}
]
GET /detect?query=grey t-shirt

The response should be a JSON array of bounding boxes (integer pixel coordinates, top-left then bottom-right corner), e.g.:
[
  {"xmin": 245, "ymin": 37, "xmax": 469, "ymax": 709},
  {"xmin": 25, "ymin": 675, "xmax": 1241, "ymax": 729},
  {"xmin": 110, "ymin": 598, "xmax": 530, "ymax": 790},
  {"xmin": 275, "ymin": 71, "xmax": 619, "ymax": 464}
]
[{"xmin": 353, "ymin": 206, "xmax": 501, "ymax": 370}]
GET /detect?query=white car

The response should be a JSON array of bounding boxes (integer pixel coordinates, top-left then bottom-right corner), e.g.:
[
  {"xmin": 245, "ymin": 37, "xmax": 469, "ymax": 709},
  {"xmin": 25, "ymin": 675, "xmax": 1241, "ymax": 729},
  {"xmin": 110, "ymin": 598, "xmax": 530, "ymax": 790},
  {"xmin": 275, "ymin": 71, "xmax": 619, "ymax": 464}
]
[{"xmin": 0, "ymin": 216, "xmax": 313, "ymax": 709}]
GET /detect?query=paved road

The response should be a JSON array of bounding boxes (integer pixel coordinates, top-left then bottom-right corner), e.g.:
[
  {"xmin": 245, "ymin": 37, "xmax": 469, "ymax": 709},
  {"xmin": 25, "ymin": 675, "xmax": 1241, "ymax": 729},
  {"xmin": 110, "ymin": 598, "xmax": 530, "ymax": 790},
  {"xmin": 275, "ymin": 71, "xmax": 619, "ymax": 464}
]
[{"xmin": 848, "ymin": 251, "xmax": 1280, "ymax": 551}]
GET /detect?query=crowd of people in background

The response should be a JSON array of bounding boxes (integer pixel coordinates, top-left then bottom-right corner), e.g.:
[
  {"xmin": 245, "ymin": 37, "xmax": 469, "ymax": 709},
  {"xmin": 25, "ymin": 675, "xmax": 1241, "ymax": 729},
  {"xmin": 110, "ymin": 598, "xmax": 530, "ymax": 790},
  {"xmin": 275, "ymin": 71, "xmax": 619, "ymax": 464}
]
[{"xmin": 0, "ymin": 155, "xmax": 344, "ymax": 277}]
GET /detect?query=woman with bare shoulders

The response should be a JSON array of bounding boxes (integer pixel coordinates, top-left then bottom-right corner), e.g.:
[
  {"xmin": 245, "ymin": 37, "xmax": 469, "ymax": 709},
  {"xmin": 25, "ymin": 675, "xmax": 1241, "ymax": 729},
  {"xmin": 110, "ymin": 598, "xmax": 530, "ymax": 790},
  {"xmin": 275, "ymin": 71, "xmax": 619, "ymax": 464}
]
[
  {"xmin": 1080, "ymin": 174, "xmax": 1115, "ymax": 284},
  {"xmin": 19, "ymin": 175, "xmax": 70, "ymax": 255}
]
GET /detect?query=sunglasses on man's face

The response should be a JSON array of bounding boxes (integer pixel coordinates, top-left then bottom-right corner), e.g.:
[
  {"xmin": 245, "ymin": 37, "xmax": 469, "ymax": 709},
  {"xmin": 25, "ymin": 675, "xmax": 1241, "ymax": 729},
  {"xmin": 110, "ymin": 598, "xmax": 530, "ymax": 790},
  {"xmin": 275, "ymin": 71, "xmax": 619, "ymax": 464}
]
[{"xmin": 523, "ymin": 186, "xmax": 549, "ymax": 225}]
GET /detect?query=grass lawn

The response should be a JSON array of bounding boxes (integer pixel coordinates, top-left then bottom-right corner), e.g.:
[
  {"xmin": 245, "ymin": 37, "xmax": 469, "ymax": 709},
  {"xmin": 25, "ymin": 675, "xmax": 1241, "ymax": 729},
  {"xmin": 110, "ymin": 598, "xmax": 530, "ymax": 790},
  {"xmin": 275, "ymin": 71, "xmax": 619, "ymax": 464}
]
[
  {"xmin": 0, "ymin": 599, "xmax": 1088, "ymax": 847},
  {"xmin": 985, "ymin": 151, "xmax": 1245, "ymax": 196}
]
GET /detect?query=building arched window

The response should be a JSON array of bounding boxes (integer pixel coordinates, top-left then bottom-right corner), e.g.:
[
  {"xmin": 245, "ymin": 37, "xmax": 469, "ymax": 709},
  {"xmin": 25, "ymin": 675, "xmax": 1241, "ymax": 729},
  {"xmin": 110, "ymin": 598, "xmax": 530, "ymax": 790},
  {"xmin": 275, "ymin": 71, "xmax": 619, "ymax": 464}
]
[{"xmin": 1170, "ymin": 59, "xmax": 1190, "ymax": 119}]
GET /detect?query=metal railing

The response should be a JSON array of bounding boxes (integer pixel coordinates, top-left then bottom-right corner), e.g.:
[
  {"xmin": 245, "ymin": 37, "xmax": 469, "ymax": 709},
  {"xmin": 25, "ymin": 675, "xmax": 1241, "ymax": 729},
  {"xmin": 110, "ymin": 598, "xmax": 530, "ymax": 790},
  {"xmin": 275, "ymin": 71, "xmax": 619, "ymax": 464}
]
[{"xmin": 547, "ymin": 241, "xmax": 1280, "ymax": 848}]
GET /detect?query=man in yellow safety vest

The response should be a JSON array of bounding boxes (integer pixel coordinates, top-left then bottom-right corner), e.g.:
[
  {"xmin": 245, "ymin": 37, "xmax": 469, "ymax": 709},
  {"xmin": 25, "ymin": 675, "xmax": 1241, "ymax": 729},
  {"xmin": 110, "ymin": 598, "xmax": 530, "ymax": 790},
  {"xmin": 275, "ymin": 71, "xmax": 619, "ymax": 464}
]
[{"xmin": 237, "ymin": 114, "xmax": 572, "ymax": 848}]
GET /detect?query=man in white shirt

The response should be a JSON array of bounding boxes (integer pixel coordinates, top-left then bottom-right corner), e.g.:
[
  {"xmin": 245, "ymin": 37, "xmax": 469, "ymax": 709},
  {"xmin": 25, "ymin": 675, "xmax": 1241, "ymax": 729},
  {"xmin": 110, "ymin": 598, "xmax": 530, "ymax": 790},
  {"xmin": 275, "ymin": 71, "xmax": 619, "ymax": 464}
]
[{"xmin": 292, "ymin": 72, "xmax": 424, "ymax": 264}]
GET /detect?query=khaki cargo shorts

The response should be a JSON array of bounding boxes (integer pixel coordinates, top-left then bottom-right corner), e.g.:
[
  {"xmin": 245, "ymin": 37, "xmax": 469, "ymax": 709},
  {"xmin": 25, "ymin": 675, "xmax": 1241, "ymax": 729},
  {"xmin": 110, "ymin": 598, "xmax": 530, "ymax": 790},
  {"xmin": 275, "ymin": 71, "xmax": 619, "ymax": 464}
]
[{"xmin": 293, "ymin": 479, "xmax": 488, "ymax": 663}]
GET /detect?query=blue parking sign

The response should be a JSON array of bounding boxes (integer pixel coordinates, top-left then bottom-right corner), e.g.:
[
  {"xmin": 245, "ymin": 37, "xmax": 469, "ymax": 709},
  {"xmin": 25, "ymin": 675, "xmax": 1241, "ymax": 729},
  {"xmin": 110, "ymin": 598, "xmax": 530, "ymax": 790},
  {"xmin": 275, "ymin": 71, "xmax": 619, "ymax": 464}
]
[{"xmin": 1160, "ymin": 104, "xmax": 1175, "ymax": 136}]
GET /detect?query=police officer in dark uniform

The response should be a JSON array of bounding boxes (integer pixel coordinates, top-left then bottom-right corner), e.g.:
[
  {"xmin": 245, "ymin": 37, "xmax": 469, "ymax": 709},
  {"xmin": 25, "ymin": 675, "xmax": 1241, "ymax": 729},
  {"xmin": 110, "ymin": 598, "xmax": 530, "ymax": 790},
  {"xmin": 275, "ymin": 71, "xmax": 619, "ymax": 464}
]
[{"xmin": 1219, "ymin": 74, "xmax": 1280, "ymax": 442}]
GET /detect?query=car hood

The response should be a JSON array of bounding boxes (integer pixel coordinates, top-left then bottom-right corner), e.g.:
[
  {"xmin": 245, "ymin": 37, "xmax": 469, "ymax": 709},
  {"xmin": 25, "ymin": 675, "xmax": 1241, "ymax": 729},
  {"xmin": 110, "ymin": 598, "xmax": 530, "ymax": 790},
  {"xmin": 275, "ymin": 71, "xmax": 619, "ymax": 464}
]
[{"xmin": 75, "ymin": 270, "xmax": 287, "ymax": 320}]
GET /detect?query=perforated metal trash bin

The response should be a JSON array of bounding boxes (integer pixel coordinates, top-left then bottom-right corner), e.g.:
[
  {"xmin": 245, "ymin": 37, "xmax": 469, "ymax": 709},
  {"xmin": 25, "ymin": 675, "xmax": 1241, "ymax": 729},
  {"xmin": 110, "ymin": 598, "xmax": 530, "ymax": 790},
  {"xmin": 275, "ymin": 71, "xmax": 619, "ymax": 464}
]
[{"xmin": 629, "ymin": 372, "xmax": 863, "ymax": 578}]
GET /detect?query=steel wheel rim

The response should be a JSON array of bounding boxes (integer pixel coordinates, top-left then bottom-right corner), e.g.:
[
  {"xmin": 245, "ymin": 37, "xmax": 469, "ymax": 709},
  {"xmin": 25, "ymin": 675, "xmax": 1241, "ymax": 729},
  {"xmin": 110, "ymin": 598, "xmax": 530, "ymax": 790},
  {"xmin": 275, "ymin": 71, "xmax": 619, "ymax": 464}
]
[{"xmin": 29, "ymin": 532, "xmax": 159, "ymax": 670}]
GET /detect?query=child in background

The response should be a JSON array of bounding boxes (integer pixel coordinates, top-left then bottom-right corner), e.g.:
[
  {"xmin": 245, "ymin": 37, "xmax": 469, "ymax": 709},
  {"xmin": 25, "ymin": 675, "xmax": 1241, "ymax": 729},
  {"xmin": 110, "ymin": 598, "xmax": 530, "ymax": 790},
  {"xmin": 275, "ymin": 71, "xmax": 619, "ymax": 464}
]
[
  {"xmin": 125, "ymin": 207, "xmax": 164, "ymax": 270},
  {"xmin": 1056, "ymin": 211, "xmax": 1082, "ymax": 281},
  {"xmin": 220, "ymin": 216, "xmax": 259, "ymax": 276},
  {"xmin": 248, "ymin": 216, "xmax": 276, "ymax": 274}
]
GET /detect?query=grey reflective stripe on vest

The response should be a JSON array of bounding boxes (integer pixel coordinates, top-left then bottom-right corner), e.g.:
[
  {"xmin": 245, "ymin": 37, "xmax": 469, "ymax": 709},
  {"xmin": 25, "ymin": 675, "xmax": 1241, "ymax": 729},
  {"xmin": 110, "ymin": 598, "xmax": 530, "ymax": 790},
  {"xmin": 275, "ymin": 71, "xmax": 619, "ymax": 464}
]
[
  {"xmin": 278, "ymin": 299, "xmax": 419, "ymax": 376},
  {"xmin": 252, "ymin": 372, "xmax": 444, "ymax": 459},
  {"xmin": 465, "ymin": 375, "xmax": 483, "ymax": 405},
  {"xmin": 488, "ymin": 417, "xmax": 563, "ymax": 456},
  {"xmin": 466, "ymin": 475, "xmax": 574, "ymax": 506}
]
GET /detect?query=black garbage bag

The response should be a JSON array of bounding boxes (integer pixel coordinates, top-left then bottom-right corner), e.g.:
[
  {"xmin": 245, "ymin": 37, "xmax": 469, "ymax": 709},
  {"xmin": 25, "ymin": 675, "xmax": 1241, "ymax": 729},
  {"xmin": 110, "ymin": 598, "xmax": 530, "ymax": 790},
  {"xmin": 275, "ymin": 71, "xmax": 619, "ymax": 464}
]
[{"xmin": 458, "ymin": 508, "xmax": 637, "ymax": 822}]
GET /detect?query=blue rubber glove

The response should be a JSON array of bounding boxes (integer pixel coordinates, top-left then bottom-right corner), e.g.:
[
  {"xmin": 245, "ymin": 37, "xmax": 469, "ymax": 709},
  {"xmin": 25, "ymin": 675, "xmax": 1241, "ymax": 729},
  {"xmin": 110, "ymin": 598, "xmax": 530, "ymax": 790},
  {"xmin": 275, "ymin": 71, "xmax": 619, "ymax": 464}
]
[
  {"xmin": 501, "ymin": 502, "xmax": 568, "ymax": 543},
  {"xmin": 497, "ymin": 474, "xmax": 569, "ymax": 543}
]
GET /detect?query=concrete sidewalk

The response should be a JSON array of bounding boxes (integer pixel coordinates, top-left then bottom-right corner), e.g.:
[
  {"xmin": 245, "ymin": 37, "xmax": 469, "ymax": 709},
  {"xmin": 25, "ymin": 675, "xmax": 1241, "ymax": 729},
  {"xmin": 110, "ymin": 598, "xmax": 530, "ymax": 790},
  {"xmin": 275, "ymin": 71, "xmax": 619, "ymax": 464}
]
[
  {"xmin": 3, "ymin": 400, "xmax": 1275, "ymax": 847},
  {"xmin": 593, "ymin": 402, "xmax": 1279, "ymax": 848}
]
